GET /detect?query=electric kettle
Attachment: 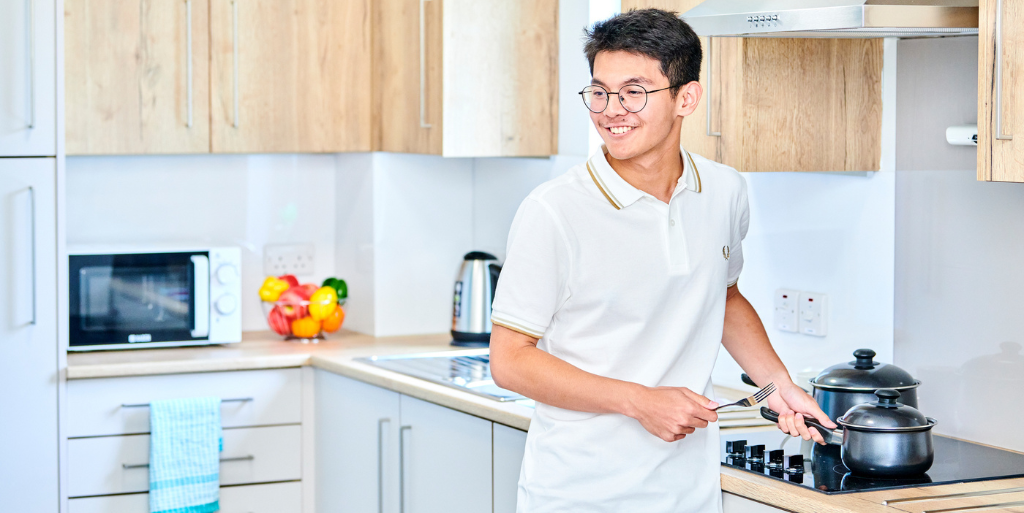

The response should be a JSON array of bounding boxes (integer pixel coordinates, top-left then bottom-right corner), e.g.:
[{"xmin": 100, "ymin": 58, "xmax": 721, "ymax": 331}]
[{"xmin": 451, "ymin": 251, "xmax": 501, "ymax": 346}]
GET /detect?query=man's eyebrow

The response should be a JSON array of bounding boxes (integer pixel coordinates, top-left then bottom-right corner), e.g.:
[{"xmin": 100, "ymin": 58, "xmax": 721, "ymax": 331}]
[
  {"xmin": 591, "ymin": 76, "xmax": 655, "ymax": 88},
  {"xmin": 591, "ymin": 78, "xmax": 607, "ymax": 87}
]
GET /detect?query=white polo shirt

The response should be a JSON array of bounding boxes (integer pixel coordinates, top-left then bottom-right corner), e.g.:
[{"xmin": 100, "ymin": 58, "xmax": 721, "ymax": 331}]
[{"xmin": 491, "ymin": 145, "xmax": 749, "ymax": 513}]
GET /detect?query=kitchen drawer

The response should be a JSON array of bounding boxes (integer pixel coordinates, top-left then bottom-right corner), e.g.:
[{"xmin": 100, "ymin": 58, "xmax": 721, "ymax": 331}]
[
  {"xmin": 68, "ymin": 369, "xmax": 301, "ymax": 437},
  {"xmin": 68, "ymin": 425, "xmax": 302, "ymax": 498},
  {"xmin": 68, "ymin": 481, "xmax": 302, "ymax": 513}
]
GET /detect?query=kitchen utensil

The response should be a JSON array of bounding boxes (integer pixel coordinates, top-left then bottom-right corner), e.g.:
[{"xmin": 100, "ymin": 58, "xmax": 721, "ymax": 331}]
[
  {"xmin": 715, "ymin": 381, "xmax": 775, "ymax": 410},
  {"xmin": 809, "ymin": 349, "xmax": 921, "ymax": 422},
  {"xmin": 451, "ymin": 251, "xmax": 501, "ymax": 347},
  {"xmin": 761, "ymin": 389, "xmax": 937, "ymax": 478}
]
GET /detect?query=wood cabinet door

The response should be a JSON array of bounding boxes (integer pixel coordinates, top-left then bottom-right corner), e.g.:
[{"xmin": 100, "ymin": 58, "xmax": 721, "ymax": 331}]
[
  {"xmin": 979, "ymin": 0, "xmax": 1024, "ymax": 182},
  {"xmin": 315, "ymin": 372, "xmax": 402, "ymax": 513},
  {"xmin": 399, "ymin": 395, "xmax": 492, "ymax": 513},
  {"xmin": 0, "ymin": 158, "xmax": 58, "ymax": 512},
  {"xmin": 65, "ymin": 0, "xmax": 210, "ymax": 154},
  {"xmin": 210, "ymin": 0, "xmax": 372, "ymax": 153},
  {"xmin": 0, "ymin": 0, "xmax": 56, "ymax": 156},
  {"xmin": 374, "ymin": 0, "xmax": 443, "ymax": 154}
]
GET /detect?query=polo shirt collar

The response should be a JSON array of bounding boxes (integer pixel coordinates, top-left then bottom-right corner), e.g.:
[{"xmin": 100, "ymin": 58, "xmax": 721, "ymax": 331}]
[{"xmin": 585, "ymin": 145, "xmax": 703, "ymax": 210}]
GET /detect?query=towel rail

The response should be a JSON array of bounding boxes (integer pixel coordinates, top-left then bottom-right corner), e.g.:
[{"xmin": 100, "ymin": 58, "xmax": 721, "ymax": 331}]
[
  {"xmin": 122, "ymin": 455, "xmax": 254, "ymax": 469},
  {"xmin": 120, "ymin": 397, "xmax": 254, "ymax": 408}
]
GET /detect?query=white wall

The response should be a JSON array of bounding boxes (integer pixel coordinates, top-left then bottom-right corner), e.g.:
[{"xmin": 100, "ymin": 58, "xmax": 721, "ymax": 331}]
[
  {"xmin": 66, "ymin": 154, "xmax": 338, "ymax": 332},
  {"xmin": 893, "ymin": 36, "xmax": 1024, "ymax": 452}
]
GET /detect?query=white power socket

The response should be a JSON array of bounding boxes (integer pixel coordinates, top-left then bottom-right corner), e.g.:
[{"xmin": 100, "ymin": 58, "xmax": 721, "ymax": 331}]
[
  {"xmin": 799, "ymin": 292, "xmax": 828, "ymax": 337},
  {"xmin": 264, "ymin": 244, "xmax": 316, "ymax": 276},
  {"xmin": 774, "ymin": 289, "xmax": 800, "ymax": 333}
]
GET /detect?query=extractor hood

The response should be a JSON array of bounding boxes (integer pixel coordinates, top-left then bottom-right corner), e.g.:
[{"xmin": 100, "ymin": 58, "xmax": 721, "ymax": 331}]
[{"xmin": 682, "ymin": 0, "xmax": 979, "ymax": 38}]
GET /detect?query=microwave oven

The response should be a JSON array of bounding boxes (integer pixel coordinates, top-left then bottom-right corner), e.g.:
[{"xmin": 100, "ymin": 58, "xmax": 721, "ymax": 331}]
[{"xmin": 68, "ymin": 246, "xmax": 242, "ymax": 351}]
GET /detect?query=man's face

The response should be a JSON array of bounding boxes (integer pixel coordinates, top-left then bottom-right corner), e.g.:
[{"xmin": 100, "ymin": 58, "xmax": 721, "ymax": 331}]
[{"xmin": 589, "ymin": 51, "xmax": 683, "ymax": 161}]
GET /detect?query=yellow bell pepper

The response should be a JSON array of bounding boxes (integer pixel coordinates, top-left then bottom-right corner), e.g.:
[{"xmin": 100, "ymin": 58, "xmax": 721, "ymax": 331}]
[
  {"xmin": 308, "ymin": 286, "xmax": 338, "ymax": 320},
  {"xmin": 259, "ymin": 276, "xmax": 291, "ymax": 302}
]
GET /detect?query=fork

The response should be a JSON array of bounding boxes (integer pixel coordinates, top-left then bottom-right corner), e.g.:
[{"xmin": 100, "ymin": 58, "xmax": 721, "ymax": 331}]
[{"xmin": 714, "ymin": 382, "xmax": 776, "ymax": 411}]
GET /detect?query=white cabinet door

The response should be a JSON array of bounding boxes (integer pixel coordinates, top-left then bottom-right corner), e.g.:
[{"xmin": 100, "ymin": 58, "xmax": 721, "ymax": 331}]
[
  {"xmin": 722, "ymin": 492, "xmax": 791, "ymax": 513},
  {"xmin": 68, "ymin": 481, "xmax": 303, "ymax": 513},
  {"xmin": 315, "ymin": 371, "xmax": 401, "ymax": 513},
  {"xmin": 0, "ymin": 158, "xmax": 57, "ymax": 511},
  {"xmin": 399, "ymin": 395, "xmax": 492, "ymax": 513},
  {"xmin": 0, "ymin": 0, "xmax": 56, "ymax": 156},
  {"xmin": 493, "ymin": 424, "xmax": 527, "ymax": 513}
]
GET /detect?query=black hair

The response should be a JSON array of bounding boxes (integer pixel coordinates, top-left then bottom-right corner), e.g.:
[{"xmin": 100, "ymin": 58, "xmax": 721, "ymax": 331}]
[{"xmin": 584, "ymin": 8, "xmax": 702, "ymax": 96}]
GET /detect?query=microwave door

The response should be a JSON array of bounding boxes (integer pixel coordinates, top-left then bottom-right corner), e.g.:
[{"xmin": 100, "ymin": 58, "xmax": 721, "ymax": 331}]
[{"xmin": 191, "ymin": 255, "xmax": 210, "ymax": 338}]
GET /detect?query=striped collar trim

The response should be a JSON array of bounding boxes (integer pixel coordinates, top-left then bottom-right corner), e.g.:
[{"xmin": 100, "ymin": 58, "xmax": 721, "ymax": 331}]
[{"xmin": 586, "ymin": 146, "xmax": 704, "ymax": 210}]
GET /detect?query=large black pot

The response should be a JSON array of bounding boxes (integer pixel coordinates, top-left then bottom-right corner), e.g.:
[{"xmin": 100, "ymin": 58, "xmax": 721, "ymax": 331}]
[
  {"xmin": 762, "ymin": 389, "xmax": 937, "ymax": 478},
  {"xmin": 809, "ymin": 349, "xmax": 921, "ymax": 423}
]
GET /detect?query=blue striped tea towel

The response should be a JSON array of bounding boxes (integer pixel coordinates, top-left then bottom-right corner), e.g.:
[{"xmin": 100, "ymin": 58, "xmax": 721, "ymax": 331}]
[{"xmin": 149, "ymin": 397, "xmax": 222, "ymax": 513}]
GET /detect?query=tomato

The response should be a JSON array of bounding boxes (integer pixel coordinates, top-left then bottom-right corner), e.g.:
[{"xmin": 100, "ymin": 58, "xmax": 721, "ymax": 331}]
[
  {"xmin": 291, "ymin": 316, "xmax": 321, "ymax": 339},
  {"xmin": 321, "ymin": 305, "xmax": 345, "ymax": 333}
]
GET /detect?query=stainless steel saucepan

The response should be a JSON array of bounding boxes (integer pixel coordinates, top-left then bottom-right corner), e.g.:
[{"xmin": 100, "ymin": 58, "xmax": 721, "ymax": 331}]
[{"xmin": 761, "ymin": 389, "xmax": 937, "ymax": 478}]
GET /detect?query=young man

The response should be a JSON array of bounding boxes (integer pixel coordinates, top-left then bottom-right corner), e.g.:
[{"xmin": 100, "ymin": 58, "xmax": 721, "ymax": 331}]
[{"xmin": 489, "ymin": 9, "xmax": 836, "ymax": 512}]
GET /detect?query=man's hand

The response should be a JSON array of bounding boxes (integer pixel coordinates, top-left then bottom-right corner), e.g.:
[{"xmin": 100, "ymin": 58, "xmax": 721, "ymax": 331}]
[
  {"xmin": 766, "ymin": 383, "xmax": 837, "ymax": 445},
  {"xmin": 627, "ymin": 386, "xmax": 719, "ymax": 442}
]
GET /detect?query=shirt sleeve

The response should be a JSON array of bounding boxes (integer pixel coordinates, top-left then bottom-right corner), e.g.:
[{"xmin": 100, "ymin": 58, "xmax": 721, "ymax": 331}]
[
  {"xmin": 491, "ymin": 197, "xmax": 571, "ymax": 339},
  {"xmin": 727, "ymin": 177, "xmax": 751, "ymax": 287}
]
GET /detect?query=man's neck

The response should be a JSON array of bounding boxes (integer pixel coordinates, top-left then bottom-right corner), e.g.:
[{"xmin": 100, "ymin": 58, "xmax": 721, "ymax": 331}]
[{"xmin": 605, "ymin": 131, "xmax": 684, "ymax": 205}]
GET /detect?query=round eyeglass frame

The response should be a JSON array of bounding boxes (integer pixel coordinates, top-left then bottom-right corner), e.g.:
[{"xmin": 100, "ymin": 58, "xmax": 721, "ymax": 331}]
[{"xmin": 578, "ymin": 83, "xmax": 682, "ymax": 114}]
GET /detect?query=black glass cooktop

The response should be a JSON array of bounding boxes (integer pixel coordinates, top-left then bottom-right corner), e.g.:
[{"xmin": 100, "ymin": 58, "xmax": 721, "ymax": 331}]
[{"xmin": 722, "ymin": 430, "xmax": 1024, "ymax": 495}]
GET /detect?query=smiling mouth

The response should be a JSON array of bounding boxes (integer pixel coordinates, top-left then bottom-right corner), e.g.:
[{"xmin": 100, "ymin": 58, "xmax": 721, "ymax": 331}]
[{"xmin": 607, "ymin": 126, "xmax": 636, "ymax": 135}]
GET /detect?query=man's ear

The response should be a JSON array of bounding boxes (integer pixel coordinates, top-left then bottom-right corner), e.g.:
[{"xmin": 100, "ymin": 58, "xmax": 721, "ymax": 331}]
[{"xmin": 675, "ymin": 81, "xmax": 703, "ymax": 118}]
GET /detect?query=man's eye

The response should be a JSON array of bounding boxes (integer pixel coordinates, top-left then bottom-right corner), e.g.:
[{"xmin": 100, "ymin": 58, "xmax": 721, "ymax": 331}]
[
  {"xmin": 627, "ymin": 90, "xmax": 644, "ymax": 97},
  {"xmin": 592, "ymin": 91, "xmax": 606, "ymax": 98}
]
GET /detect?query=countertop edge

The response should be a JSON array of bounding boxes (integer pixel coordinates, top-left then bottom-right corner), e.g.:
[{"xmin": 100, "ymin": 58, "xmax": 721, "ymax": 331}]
[{"xmin": 720, "ymin": 467, "xmax": 893, "ymax": 513}]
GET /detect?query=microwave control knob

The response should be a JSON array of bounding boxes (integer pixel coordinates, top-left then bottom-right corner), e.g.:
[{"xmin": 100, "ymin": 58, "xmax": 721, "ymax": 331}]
[
  {"xmin": 215, "ymin": 294, "xmax": 238, "ymax": 315},
  {"xmin": 216, "ymin": 264, "xmax": 238, "ymax": 284}
]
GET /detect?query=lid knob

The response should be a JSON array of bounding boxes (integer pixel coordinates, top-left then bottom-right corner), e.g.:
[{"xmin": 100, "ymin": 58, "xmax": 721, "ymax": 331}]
[
  {"xmin": 853, "ymin": 348, "xmax": 877, "ymax": 369},
  {"xmin": 874, "ymin": 388, "xmax": 901, "ymax": 408}
]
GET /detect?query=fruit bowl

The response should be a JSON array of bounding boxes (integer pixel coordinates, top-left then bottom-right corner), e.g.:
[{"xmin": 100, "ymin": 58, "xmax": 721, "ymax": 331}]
[{"xmin": 262, "ymin": 297, "xmax": 346, "ymax": 342}]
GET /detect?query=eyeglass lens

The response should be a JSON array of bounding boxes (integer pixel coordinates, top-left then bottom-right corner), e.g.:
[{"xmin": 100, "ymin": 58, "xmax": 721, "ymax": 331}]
[{"xmin": 581, "ymin": 85, "xmax": 649, "ymax": 113}]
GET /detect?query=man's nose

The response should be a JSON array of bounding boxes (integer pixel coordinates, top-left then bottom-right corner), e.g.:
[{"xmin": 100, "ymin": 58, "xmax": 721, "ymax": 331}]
[{"xmin": 604, "ymin": 93, "xmax": 629, "ymax": 117}]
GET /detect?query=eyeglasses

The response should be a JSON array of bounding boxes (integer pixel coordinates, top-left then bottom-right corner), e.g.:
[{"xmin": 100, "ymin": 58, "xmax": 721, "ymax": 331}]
[{"xmin": 578, "ymin": 84, "xmax": 681, "ymax": 114}]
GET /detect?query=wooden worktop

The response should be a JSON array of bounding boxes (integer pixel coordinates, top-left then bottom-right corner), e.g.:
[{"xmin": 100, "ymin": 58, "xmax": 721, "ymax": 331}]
[{"xmin": 67, "ymin": 332, "xmax": 1024, "ymax": 512}]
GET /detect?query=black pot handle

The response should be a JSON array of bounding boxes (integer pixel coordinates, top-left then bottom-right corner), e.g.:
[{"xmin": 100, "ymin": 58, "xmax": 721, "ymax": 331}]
[
  {"xmin": 741, "ymin": 373, "xmax": 758, "ymax": 387},
  {"xmin": 760, "ymin": 408, "xmax": 842, "ymax": 446}
]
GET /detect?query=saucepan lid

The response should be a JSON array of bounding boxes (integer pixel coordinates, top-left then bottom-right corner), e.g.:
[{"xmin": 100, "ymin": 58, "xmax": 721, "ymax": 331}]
[
  {"xmin": 809, "ymin": 349, "xmax": 921, "ymax": 392},
  {"xmin": 837, "ymin": 389, "xmax": 936, "ymax": 432}
]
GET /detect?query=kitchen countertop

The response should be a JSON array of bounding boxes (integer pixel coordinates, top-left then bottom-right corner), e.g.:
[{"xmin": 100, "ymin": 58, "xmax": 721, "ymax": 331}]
[{"xmin": 67, "ymin": 332, "xmax": 1024, "ymax": 512}]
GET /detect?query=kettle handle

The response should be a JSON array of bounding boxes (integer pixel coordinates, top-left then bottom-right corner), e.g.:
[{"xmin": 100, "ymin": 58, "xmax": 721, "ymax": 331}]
[{"xmin": 488, "ymin": 264, "xmax": 502, "ymax": 305}]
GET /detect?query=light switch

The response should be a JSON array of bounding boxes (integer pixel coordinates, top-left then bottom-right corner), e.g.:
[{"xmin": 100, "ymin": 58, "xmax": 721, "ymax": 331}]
[
  {"xmin": 774, "ymin": 289, "xmax": 799, "ymax": 333},
  {"xmin": 799, "ymin": 292, "xmax": 828, "ymax": 337}
]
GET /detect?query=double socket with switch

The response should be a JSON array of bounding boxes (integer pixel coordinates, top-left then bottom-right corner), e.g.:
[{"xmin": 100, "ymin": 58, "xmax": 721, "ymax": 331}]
[{"xmin": 774, "ymin": 289, "xmax": 827, "ymax": 336}]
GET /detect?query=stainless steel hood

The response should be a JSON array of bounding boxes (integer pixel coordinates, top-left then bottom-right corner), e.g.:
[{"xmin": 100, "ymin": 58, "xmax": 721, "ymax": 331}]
[{"xmin": 682, "ymin": 0, "xmax": 978, "ymax": 38}]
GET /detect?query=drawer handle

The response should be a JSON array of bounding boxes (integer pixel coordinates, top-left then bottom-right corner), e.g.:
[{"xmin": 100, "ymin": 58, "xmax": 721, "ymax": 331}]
[
  {"xmin": 123, "ymin": 455, "xmax": 254, "ymax": 469},
  {"xmin": 120, "ymin": 397, "xmax": 254, "ymax": 408},
  {"xmin": 26, "ymin": 0, "xmax": 35, "ymax": 129}
]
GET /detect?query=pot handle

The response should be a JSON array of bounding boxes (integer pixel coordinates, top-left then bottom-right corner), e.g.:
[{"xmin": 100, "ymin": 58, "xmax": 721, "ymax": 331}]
[{"xmin": 760, "ymin": 407, "xmax": 843, "ymax": 446}]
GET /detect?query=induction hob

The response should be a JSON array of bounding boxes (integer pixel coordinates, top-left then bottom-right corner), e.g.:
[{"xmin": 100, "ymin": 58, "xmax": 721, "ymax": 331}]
[{"xmin": 722, "ymin": 429, "xmax": 1024, "ymax": 495}]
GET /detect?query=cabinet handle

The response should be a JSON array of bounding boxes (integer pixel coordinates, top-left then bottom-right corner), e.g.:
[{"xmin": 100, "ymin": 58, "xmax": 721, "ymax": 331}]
[
  {"xmin": 26, "ymin": 186, "xmax": 36, "ymax": 325},
  {"xmin": 377, "ymin": 418, "xmax": 390, "ymax": 513},
  {"xmin": 418, "ymin": 0, "xmax": 432, "ymax": 129},
  {"xmin": 185, "ymin": 0, "xmax": 193, "ymax": 128},
  {"xmin": 996, "ymin": 0, "xmax": 1012, "ymax": 140},
  {"xmin": 399, "ymin": 425, "xmax": 412, "ymax": 513},
  {"xmin": 120, "ymin": 397, "xmax": 254, "ymax": 408},
  {"xmin": 26, "ymin": 0, "xmax": 35, "ymax": 129},
  {"xmin": 706, "ymin": 37, "xmax": 721, "ymax": 138},
  {"xmin": 123, "ymin": 455, "xmax": 253, "ymax": 469},
  {"xmin": 231, "ymin": 0, "xmax": 240, "ymax": 128}
]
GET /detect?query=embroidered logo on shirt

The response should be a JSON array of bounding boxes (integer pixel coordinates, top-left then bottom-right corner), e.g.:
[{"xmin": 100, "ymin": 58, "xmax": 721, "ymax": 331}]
[{"xmin": 723, "ymin": 246, "xmax": 731, "ymax": 260}]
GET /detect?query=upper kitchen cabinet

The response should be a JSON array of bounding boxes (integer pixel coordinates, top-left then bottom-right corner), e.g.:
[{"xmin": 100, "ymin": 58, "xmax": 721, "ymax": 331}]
[
  {"xmin": 373, "ymin": 0, "xmax": 558, "ymax": 157},
  {"xmin": 0, "ymin": 0, "xmax": 57, "ymax": 156},
  {"xmin": 209, "ymin": 0, "xmax": 372, "ymax": 153},
  {"xmin": 978, "ymin": 0, "xmax": 1024, "ymax": 182},
  {"xmin": 622, "ymin": 0, "xmax": 884, "ymax": 172},
  {"xmin": 65, "ymin": 0, "xmax": 211, "ymax": 154}
]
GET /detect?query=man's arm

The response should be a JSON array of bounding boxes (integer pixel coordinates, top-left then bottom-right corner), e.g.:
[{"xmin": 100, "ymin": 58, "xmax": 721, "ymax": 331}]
[
  {"xmin": 490, "ymin": 325, "xmax": 718, "ymax": 442},
  {"xmin": 722, "ymin": 284, "xmax": 837, "ymax": 443}
]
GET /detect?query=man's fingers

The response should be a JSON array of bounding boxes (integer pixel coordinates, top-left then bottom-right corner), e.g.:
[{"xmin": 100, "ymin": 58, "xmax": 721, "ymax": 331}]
[{"xmin": 793, "ymin": 414, "xmax": 814, "ymax": 441}]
